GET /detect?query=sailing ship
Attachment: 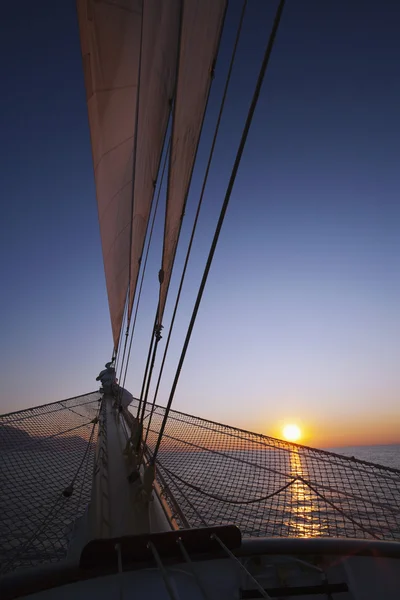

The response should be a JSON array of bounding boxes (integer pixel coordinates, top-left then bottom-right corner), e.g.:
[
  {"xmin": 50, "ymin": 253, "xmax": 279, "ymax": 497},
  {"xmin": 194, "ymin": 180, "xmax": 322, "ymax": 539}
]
[{"xmin": 1, "ymin": 0, "xmax": 400, "ymax": 598}]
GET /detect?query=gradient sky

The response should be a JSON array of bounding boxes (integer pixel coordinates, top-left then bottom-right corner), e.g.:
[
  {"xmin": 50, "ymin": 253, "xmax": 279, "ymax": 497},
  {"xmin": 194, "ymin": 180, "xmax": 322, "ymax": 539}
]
[{"xmin": 1, "ymin": 1, "xmax": 399, "ymax": 447}]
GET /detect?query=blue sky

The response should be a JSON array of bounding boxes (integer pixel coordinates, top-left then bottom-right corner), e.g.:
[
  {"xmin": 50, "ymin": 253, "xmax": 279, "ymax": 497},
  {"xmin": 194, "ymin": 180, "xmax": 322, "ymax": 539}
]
[{"xmin": 1, "ymin": 0, "xmax": 399, "ymax": 446}]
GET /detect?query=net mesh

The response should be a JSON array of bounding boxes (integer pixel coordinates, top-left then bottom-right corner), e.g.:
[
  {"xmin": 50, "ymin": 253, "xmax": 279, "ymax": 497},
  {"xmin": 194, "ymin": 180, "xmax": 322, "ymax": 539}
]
[
  {"xmin": 1, "ymin": 393, "xmax": 399, "ymax": 576},
  {"xmin": 0, "ymin": 392, "xmax": 100, "ymax": 575},
  {"xmin": 136, "ymin": 401, "xmax": 400, "ymax": 542}
]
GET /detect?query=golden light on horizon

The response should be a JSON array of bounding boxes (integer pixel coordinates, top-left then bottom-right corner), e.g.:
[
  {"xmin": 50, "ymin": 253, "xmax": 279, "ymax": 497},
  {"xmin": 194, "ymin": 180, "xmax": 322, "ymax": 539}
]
[{"xmin": 282, "ymin": 423, "xmax": 301, "ymax": 443}]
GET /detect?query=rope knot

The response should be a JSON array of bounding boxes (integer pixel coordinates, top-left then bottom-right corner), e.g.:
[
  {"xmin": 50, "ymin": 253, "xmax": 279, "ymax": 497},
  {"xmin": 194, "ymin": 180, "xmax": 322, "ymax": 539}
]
[
  {"xmin": 155, "ymin": 324, "xmax": 163, "ymax": 341},
  {"xmin": 127, "ymin": 470, "xmax": 140, "ymax": 484},
  {"xmin": 62, "ymin": 484, "xmax": 74, "ymax": 498}
]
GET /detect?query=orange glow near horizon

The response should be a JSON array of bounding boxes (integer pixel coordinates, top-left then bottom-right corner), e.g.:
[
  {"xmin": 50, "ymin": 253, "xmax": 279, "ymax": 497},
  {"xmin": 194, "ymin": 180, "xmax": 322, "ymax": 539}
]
[{"xmin": 257, "ymin": 412, "xmax": 400, "ymax": 449}]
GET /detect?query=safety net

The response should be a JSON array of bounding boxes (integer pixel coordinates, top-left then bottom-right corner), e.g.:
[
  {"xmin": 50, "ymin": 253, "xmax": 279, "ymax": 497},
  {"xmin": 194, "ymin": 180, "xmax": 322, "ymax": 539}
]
[
  {"xmin": 136, "ymin": 401, "xmax": 400, "ymax": 542},
  {"xmin": 0, "ymin": 392, "xmax": 100, "ymax": 574},
  {"xmin": 1, "ymin": 393, "xmax": 399, "ymax": 576}
]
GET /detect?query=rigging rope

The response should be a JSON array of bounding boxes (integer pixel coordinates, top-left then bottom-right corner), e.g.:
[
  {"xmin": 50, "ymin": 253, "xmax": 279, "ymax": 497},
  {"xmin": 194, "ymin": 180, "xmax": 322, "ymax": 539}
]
[
  {"xmin": 2, "ymin": 394, "xmax": 99, "ymax": 423},
  {"xmin": 10, "ymin": 420, "xmax": 97, "ymax": 453},
  {"xmin": 59, "ymin": 401, "xmax": 91, "ymax": 419},
  {"xmin": 146, "ymin": 403, "xmax": 400, "ymax": 477},
  {"xmin": 135, "ymin": 0, "xmax": 218, "ymax": 430},
  {"xmin": 157, "ymin": 459, "xmax": 382, "ymax": 539},
  {"xmin": 136, "ymin": 0, "xmax": 225, "ymax": 428},
  {"xmin": 66, "ymin": 414, "xmax": 99, "ymax": 494},
  {"xmin": 126, "ymin": 2, "xmax": 144, "ymax": 320},
  {"xmin": 116, "ymin": 288, "xmax": 131, "ymax": 394},
  {"xmin": 1, "ymin": 402, "xmax": 100, "ymax": 571},
  {"xmin": 143, "ymin": 0, "xmax": 249, "ymax": 451},
  {"xmin": 158, "ymin": 460, "xmax": 296, "ymax": 506},
  {"xmin": 136, "ymin": 309, "xmax": 158, "ymax": 419},
  {"xmin": 115, "ymin": 6, "xmax": 145, "ymax": 387},
  {"xmin": 151, "ymin": 0, "xmax": 287, "ymax": 462},
  {"xmin": 160, "ymin": 467, "xmax": 208, "ymax": 527},
  {"xmin": 114, "ymin": 298, "xmax": 128, "ymax": 374},
  {"xmin": 120, "ymin": 137, "xmax": 171, "ymax": 401},
  {"xmin": 127, "ymin": 4, "xmax": 184, "ymax": 413},
  {"xmin": 139, "ymin": 326, "xmax": 161, "ymax": 424},
  {"xmin": 69, "ymin": 435, "xmax": 93, "ymax": 545}
]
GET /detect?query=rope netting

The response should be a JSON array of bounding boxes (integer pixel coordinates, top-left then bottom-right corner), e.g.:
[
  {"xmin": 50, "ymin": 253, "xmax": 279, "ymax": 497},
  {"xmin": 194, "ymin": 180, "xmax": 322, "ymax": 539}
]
[
  {"xmin": 1, "ymin": 393, "xmax": 399, "ymax": 576},
  {"xmin": 0, "ymin": 392, "xmax": 100, "ymax": 574},
  {"xmin": 135, "ymin": 401, "xmax": 400, "ymax": 542}
]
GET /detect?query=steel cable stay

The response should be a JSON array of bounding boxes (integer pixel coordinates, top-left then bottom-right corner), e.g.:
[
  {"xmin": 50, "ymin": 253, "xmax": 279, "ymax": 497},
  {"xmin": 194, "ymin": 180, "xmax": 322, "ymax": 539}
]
[
  {"xmin": 115, "ymin": 5, "xmax": 145, "ymax": 388},
  {"xmin": 118, "ymin": 97, "xmax": 174, "ymax": 404},
  {"xmin": 135, "ymin": 0, "xmax": 230, "ymax": 429},
  {"xmin": 151, "ymin": 0, "xmax": 287, "ymax": 462},
  {"xmin": 139, "ymin": 320, "xmax": 162, "ymax": 425},
  {"xmin": 116, "ymin": 288, "xmax": 132, "ymax": 398},
  {"xmin": 117, "ymin": 151, "xmax": 165, "ymax": 407},
  {"xmin": 114, "ymin": 294, "xmax": 128, "ymax": 375},
  {"xmin": 126, "ymin": 1, "xmax": 145, "ymax": 311},
  {"xmin": 116, "ymin": 51, "xmax": 175, "ymax": 406},
  {"xmin": 120, "ymin": 137, "xmax": 172, "ymax": 402},
  {"xmin": 136, "ymin": 310, "xmax": 158, "ymax": 419},
  {"xmin": 158, "ymin": 465, "xmax": 208, "ymax": 527},
  {"xmin": 123, "ymin": 3, "xmax": 186, "ymax": 417},
  {"xmin": 142, "ymin": 0, "xmax": 249, "ymax": 453}
]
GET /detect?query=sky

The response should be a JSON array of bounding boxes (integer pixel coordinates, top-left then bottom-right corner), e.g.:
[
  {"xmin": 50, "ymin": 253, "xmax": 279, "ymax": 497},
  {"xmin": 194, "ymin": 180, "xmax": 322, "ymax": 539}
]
[{"xmin": 0, "ymin": 0, "xmax": 399, "ymax": 448}]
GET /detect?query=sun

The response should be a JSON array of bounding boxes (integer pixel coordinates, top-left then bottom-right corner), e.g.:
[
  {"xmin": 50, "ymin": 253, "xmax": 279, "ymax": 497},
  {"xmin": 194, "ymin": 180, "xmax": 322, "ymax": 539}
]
[{"xmin": 282, "ymin": 424, "xmax": 301, "ymax": 443}]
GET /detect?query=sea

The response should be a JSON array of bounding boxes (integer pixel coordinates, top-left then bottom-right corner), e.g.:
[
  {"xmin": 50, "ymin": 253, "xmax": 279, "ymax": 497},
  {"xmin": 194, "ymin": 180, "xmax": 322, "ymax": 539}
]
[
  {"xmin": 154, "ymin": 442, "xmax": 400, "ymax": 541},
  {"xmin": 327, "ymin": 444, "xmax": 400, "ymax": 470},
  {"xmin": 1, "ymin": 438, "xmax": 399, "ymax": 573}
]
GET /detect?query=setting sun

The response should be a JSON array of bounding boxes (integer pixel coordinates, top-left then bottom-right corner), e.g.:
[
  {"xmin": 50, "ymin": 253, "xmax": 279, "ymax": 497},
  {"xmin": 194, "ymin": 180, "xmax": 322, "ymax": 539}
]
[{"xmin": 282, "ymin": 424, "xmax": 301, "ymax": 443}]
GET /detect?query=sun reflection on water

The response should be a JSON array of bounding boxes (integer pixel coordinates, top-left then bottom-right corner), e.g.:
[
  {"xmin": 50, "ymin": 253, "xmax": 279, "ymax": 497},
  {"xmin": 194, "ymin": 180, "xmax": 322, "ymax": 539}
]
[{"xmin": 288, "ymin": 448, "xmax": 322, "ymax": 537}]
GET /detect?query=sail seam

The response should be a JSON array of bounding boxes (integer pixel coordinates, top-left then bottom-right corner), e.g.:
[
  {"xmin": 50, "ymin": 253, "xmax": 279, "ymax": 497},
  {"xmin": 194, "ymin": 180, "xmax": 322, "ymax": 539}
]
[{"xmin": 93, "ymin": 135, "xmax": 134, "ymax": 172}]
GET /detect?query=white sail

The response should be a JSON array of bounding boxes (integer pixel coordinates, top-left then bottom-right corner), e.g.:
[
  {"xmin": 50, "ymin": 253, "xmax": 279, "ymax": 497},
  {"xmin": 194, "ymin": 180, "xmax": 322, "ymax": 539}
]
[
  {"xmin": 76, "ymin": 0, "xmax": 143, "ymax": 348},
  {"xmin": 128, "ymin": 0, "xmax": 181, "ymax": 320},
  {"xmin": 158, "ymin": 0, "xmax": 227, "ymax": 325}
]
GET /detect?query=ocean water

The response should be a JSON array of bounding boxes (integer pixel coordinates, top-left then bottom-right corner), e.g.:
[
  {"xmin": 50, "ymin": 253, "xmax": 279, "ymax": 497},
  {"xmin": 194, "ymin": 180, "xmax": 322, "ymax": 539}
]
[
  {"xmin": 155, "ymin": 442, "xmax": 400, "ymax": 541},
  {"xmin": 328, "ymin": 445, "xmax": 400, "ymax": 470},
  {"xmin": 1, "ymin": 439, "xmax": 399, "ymax": 574}
]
